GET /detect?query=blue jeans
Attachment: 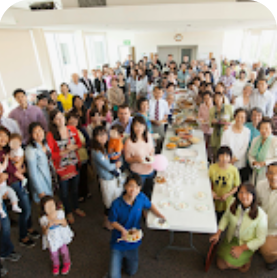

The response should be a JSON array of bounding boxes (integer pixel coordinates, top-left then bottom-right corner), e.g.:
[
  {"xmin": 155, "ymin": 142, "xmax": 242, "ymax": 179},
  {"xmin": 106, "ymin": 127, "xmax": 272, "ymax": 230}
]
[
  {"xmin": 11, "ymin": 181, "xmax": 32, "ymax": 240},
  {"xmin": 59, "ymin": 173, "xmax": 80, "ymax": 215},
  {"xmin": 0, "ymin": 204, "xmax": 14, "ymax": 257},
  {"xmin": 109, "ymin": 248, "xmax": 139, "ymax": 278},
  {"xmin": 138, "ymin": 171, "xmax": 155, "ymax": 199}
]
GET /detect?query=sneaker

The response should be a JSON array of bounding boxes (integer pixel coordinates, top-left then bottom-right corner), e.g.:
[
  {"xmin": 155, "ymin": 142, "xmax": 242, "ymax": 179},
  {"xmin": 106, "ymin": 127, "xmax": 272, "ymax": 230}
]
[
  {"xmin": 19, "ymin": 238, "xmax": 36, "ymax": 248},
  {"xmin": 4, "ymin": 252, "xmax": 21, "ymax": 262},
  {"xmin": 12, "ymin": 204, "xmax": 22, "ymax": 213},
  {"xmin": 0, "ymin": 266, "xmax": 8, "ymax": 277},
  {"xmin": 61, "ymin": 263, "xmax": 71, "ymax": 275},
  {"xmin": 27, "ymin": 230, "xmax": 40, "ymax": 239},
  {"xmin": 52, "ymin": 265, "xmax": 60, "ymax": 276}
]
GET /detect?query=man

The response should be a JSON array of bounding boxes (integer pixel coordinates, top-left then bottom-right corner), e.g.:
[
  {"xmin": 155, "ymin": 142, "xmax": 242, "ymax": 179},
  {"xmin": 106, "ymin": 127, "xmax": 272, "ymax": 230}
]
[
  {"xmin": 178, "ymin": 62, "xmax": 188, "ymax": 88},
  {"xmin": 152, "ymin": 67, "xmax": 161, "ymax": 87},
  {"xmin": 69, "ymin": 73, "xmax": 88, "ymax": 99},
  {"xmin": 80, "ymin": 69, "xmax": 94, "ymax": 93},
  {"xmin": 123, "ymin": 54, "xmax": 132, "ymax": 67},
  {"xmin": 180, "ymin": 55, "xmax": 189, "ymax": 68},
  {"xmin": 219, "ymin": 67, "xmax": 236, "ymax": 101},
  {"xmin": 257, "ymin": 162, "xmax": 277, "ymax": 270},
  {"xmin": 36, "ymin": 93, "xmax": 49, "ymax": 124},
  {"xmin": 110, "ymin": 104, "xmax": 133, "ymax": 135},
  {"xmin": 153, "ymin": 53, "xmax": 163, "ymax": 71},
  {"xmin": 164, "ymin": 54, "xmax": 175, "ymax": 69},
  {"xmin": 0, "ymin": 103, "xmax": 21, "ymax": 135},
  {"xmin": 249, "ymin": 78, "xmax": 274, "ymax": 118},
  {"xmin": 114, "ymin": 61, "xmax": 125, "ymax": 76},
  {"xmin": 9, "ymin": 89, "xmax": 48, "ymax": 145}
]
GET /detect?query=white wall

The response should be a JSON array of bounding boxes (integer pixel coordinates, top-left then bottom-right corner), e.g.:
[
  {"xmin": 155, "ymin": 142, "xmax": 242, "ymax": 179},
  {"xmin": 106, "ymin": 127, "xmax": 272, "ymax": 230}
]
[
  {"xmin": 134, "ymin": 31, "xmax": 224, "ymax": 64},
  {"xmin": 106, "ymin": 31, "xmax": 135, "ymax": 65},
  {"xmin": 222, "ymin": 30, "xmax": 244, "ymax": 61}
]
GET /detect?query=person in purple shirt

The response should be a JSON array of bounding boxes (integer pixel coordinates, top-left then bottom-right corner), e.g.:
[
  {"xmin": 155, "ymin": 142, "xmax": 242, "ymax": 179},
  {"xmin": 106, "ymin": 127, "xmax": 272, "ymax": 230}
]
[
  {"xmin": 219, "ymin": 67, "xmax": 236, "ymax": 102},
  {"xmin": 9, "ymin": 89, "xmax": 48, "ymax": 145}
]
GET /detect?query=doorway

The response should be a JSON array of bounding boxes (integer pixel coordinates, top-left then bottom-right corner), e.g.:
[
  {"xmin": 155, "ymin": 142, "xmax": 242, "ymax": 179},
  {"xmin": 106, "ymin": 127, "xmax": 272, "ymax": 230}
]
[{"xmin": 157, "ymin": 45, "xmax": 198, "ymax": 65}]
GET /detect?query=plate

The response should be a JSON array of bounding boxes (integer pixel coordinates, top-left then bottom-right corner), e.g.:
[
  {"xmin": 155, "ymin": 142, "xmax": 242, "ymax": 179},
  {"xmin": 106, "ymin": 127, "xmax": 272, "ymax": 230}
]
[
  {"xmin": 195, "ymin": 192, "xmax": 207, "ymax": 200},
  {"xmin": 155, "ymin": 176, "xmax": 166, "ymax": 184},
  {"xmin": 190, "ymin": 137, "xmax": 201, "ymax": 144},
  {"xmin": 143, "ymin": 156, "xmax": 154, "ymax": 164},
  {"xmin": 175, "ymin": 149, "xmax": 198, "ymax": 158},
  {"xmin": 153, "ymin": 218, "xmax": 170, "ymax": 229},
  {"xmin": 177, "ymin": 140, "xmax": 192, "ymax": 148},
  {"xmin": 175, "ymin": 202, "xmax": 189, "ymax": 211},
  {"xmin": 159, "ymin": 199, "xmax": 171, "ymax": 209},
  {"xmin": 195, "ymin": 204, "xmax": 210, "ymax": 212},
  {"xmin": 170, "ymin": 136, "xmax": 180, "ymax": 142},
  {"xmin": 166, "ymin": 143, "xmax": 177, "ymax": 150},
  {"xmin": 118, "ymin": 229, "xmax": 143, "ymax": 243}
]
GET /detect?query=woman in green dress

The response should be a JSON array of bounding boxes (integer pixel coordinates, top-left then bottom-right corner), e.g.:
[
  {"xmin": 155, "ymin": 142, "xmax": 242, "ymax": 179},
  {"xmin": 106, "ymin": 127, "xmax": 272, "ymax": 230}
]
[
  {"xmin": 209, "ymin": 92, "xmax": 233, "ymax": 161},
  {"xmin": 210, "ymin": 183, "xmax": 267, "ymax": 272}
]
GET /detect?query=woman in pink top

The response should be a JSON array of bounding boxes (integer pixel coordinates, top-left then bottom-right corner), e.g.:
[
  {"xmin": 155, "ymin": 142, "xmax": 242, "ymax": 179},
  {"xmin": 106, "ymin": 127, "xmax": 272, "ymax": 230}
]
[
  {"xmin": 86, "ymin": 95, "xmax": 112, "ymax": 127},
  {"xmin": 198, "ymin": 91, "xmax": 213, "ymax": 161},
  {"xmin": 105, "ymin": 68, "xmax": 115, "ymax": 90},
  {"xmin": 124, "ymin": 115, "xmax": 155, "ymax": 197}
]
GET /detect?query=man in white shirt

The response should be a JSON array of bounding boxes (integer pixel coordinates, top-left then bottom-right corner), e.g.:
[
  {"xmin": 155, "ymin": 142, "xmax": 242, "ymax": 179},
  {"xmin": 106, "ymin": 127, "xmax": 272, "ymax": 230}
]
[
  {"xmin": 149, "ymin": 86, "xmax": 169, "ymax": 141},
  {"xmin": 80, "ymin": 69, "xmax": 94, "ymax": 93},
  {"xmin": 0, "ymin": 102, "xmax": 21, "ymax": 135},
  {"xmin": 69, "ymin": 73, "xmax": 88, "ymax": 99},
  {"xmin": 249, "ymin": 78, "xmax": 274, "ymax": 118},
  {"xmin": 257, "ymin": 162, "xmax": 277, "ymax": 270}
]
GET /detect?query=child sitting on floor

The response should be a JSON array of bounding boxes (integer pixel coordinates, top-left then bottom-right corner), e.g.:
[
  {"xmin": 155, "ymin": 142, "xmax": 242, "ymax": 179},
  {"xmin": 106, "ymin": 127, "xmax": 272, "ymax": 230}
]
[{"xmin": 108, "ymin": 173, "xmax": 165, "ymax": 278}]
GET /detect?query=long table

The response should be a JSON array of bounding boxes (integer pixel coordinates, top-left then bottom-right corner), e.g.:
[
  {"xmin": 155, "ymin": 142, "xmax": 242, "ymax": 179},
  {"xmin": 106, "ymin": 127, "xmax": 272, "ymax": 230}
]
[{"xmin": 146, "ymin": 127, "xmax": 217, "ymax": 258}]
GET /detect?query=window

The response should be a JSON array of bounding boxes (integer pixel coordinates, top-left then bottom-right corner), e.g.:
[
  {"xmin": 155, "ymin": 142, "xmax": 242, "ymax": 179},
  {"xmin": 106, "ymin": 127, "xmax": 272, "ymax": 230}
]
[
  {"xmin": 45, "ymin": 32, "xmax": 79, "ymax": 90},
  {"xmin": 85, "ymin": 34, "xmax": 108, "ymax": 69}
]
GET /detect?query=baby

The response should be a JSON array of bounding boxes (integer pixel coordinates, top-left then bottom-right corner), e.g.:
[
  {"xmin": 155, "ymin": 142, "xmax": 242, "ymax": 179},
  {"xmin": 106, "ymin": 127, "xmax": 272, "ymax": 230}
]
[
  {"xmin": 9, "ymin": 133, "xmax": 28, "ymax": 188},
  {"xmin": 0, "ymin": 155, "xmax": 22, "ymax": 217},
  {"xmin": 108, "ymin": 124, "xmax": 124, "ymax": 177}
]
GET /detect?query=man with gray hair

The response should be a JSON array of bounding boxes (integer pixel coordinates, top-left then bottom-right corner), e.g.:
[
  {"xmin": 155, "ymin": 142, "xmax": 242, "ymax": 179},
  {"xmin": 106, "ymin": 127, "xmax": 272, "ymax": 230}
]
[{"xmin": 69, "ymin": 73, "xmax": 88, "ymax": 99}]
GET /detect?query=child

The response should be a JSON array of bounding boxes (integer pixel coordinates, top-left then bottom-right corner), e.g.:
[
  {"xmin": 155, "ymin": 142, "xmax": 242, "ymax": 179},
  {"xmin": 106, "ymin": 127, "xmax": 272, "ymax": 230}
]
[
  {"xmin": 40, "ymin": 195, "xmax": 73, "ymax": 276},
  {"xmin": 209, "ymin": 146, "xmax": 241, "ymax": 221},
  {"xmin": 164, "ymin": 82, "xmax": 175, "ymax": 99},
  {"xmin": 108, "ymin": 124, "xmax": 124, "ymax": 177},
  {"xmin": 8, "ymin": 133, "xmax": 28, "ymax": 187},
  {"xmin": 0, "ymin": 155, "xmax": 22, "ymax": 217},
  {"xmin": 86, "ymin": 109, "xmax": 102, "ymax": 139},
  {"xmin": 108, "ymin": 173, "xmax": 165, "ymax": 278}
]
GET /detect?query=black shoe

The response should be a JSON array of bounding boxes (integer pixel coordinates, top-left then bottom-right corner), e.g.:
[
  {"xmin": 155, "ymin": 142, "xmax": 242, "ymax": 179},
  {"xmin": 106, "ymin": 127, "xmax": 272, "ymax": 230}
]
[
  {"xmin": 266, "ymin": 260, "xmax": 277, "ymax": 270},
  {"xmin": 27, "ymin": 230, "xmax": 40, "ymax": 239},
  {"xmin": 3, "ymin": 252, "xmax": 21, "ymax": 262},
  {"xmin": 19, "ymin": 238, "xmax": 36, "ymax": 248},
  {"xmin": 0, "ymin": 266, "xmax": 8, "ymax": 277}
]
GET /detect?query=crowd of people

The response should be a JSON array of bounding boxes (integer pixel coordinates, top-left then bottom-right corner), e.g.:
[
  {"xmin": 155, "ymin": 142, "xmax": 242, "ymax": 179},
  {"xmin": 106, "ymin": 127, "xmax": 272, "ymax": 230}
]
[{"xmin": 0, "ymin": 53, "xmax": 277, "ymax": 277}]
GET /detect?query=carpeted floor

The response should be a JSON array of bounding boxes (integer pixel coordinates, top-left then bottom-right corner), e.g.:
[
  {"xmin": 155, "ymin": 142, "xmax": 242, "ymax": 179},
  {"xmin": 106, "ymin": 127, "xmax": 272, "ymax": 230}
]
[{"xmin": 4, "ymin": 179, "xmax": 277, "ymax": 278}]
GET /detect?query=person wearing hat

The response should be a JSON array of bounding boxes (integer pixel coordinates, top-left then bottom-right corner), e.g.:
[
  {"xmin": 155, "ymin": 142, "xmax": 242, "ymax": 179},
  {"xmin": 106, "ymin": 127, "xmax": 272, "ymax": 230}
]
[
  {"xmin": 37, "ymin": 93, "xmax": 50, "ymax": 125},
  {"xmin": 249, "ymin": 78, "xmax": 274, "ymax": 118}
]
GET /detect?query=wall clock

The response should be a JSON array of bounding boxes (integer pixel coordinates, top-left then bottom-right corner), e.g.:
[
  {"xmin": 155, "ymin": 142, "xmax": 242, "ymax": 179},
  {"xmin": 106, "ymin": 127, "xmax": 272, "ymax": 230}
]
[{"xmin": 174, "ymin": 34, "xmax": 183, "ymax": 42}]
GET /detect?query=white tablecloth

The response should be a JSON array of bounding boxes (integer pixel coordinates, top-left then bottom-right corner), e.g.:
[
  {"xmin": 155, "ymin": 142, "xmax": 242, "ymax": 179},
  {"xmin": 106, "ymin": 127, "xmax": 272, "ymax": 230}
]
[{"xmin": 147, "ymin": 128, "xmax": 217, "ymax": 234}]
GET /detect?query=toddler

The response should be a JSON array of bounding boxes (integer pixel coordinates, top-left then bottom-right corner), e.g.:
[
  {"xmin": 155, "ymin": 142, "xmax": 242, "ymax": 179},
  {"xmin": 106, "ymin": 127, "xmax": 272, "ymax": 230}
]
[
  {"xmin": 108, "ymin": 124, "xmax": 124, "ymax": 177},
  {"xmin": 40, "ymin": 195, "xmax": 73, "ymax": 276},
  {"xmin": 0, "ymin": 155, "xmax": 22, "ymax": 217},
  {"xmin": 9, "ymin": 133, "xmax": 28, "ymax": 187}
]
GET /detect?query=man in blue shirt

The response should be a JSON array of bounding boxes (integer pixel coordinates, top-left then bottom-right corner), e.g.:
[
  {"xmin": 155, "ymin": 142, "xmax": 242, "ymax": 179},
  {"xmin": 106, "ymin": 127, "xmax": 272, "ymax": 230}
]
[
  {"xmin": 110, "ymin": 105, "xmax": 133, "ymax": 135},
  {"xmin": 108, "ymin": 174, "xmax": 165, "ymax": 278}
]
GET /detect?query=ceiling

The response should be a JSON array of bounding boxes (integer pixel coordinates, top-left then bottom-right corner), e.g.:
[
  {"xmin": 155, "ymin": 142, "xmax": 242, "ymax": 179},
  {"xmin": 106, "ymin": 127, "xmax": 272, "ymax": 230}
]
[{"xmin": 1, "ymin": 1, "xmax": 276, "ymax": 32}]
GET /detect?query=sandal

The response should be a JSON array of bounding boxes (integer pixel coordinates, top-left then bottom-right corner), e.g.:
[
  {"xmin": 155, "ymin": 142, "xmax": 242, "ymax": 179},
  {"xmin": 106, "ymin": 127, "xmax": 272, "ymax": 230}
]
[
  {"xmin": 67, "ymin": 213, "xmax": 75, "ymax": 224},
  {"xmin": 75, "ymin": 208, "xmax": 86, "ymax": 217}
]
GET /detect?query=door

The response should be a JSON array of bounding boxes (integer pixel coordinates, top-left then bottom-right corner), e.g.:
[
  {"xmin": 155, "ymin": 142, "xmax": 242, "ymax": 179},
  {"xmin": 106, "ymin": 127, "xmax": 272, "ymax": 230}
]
[
  {"xmin": 181, "ymin": 48, "xmax": 192, "ymax": 63},
  {"xmin": 157, "ymin": 46, "xmax": 179, "ymax": 65}
]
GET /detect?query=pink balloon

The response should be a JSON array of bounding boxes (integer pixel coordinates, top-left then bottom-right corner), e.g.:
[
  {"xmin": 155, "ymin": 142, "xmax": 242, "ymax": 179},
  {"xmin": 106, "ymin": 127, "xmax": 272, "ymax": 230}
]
[{"xmin": 152, "ymin": 154, "xmax": 168, "ymax": 172}]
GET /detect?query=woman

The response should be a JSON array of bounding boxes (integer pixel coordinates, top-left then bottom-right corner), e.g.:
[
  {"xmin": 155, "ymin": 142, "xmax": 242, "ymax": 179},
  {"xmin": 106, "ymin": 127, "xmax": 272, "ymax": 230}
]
[
  {"xmin": 105, "ymin": 68, "xmax": 114, "ymax": 90},
  {"xmin": 245, "ymin": 107, "xmax": 263, "ymax": 146},
  {"xmin": 118, "ymin": 72, "xmax": 129, "ymax": 105},
  {"xmin": 232, "ymin": 70, "xmax": 247, "ymax": 99},
  {"xmin": 71, "ymin": 96, "xmax": 87, "ymax": 126},
  {"xmin": 47, "ymin": 109, "xmax": 85, "ymax": 224},
  {"xmin": 210, "ymin": 183, "xmax": 267, "ymax": 272},
  {"xmin": 247, "ymin": 71, "xmax": 257, "ymax": 88},
  {"xmin": 209, "ymin": 92, "xmax": 233, "ymax": 160},
  {"xmin": 198, "ymin": 91, "xmax": 213, "ymax": 161},
  {"xmin": 234, "ymin": 84, "xmax": 252, "ymax": 112},
  {"xmin": 0, "ymin": 127, "xmax": 39, "ymax": 247},
  {"xmin": 86, "ymin": 95, "xmax": 112, "ymax": 127},
  {"xmin": 124, "ymin": 115, "xmax": 155, "ymax": 198},
  {"xmin": 215, "ymin": 82, "xmax": 230, "ymax": 105},
  {"xmin": 248, "ymin": 118, "xmax": 277, "ymax": 184},
  {"xmin": 25, "ymin": 122, "xmax": 57, "ymax": 204},
  {"xmin": 91, "ymin": 126, "xmax": 122, "ymax": 230},
  {"xmin": 136, "ymin": 68, "xmax": 148, "ymax": 99},
  {"xmin": 94, "ymin": 70, "xmax": 107, "ymax": 96},
  {"xmin": 221, "ymin": 108, "xmax": 250, "ymax": 182},
  {"xmin": 136, "ymin": 97, "xmax": 152, "ymax": 133},
  {"xmin": 66, "ymin": 112, "xmax": 91, "ymax": 202},
  {"xmin": 107, "ymin": 77, "xmax": 125, "ymax": 119},
  {"xmin": 128, "ymin": 69, "xmax": 137, "ymax": 111},
  {"xmin": 211, "ymin": 63, "xmax": 220, "ymax": 85},
  {"xmin": 57, "ymin": 83, "xmax": 73, "ymax": 112},
  {"xmin": 49, "ymin": 90, "xmax": 64, "ymax": 113}
]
